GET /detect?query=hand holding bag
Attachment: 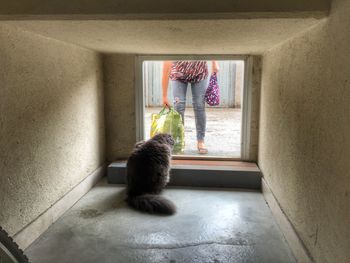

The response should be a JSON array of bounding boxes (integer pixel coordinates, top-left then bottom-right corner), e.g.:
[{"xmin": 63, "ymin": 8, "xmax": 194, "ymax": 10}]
[{"xmin": 205, "ymin": 73, "xmax": 220, "ymax": 106}]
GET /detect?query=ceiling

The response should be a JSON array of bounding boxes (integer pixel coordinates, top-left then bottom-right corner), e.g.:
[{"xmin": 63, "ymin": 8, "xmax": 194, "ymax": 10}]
[
  {"xmin": 4, "ymin": 17, "xmax": 325, "ymax": 54},
  {"xmin": 1, "ymin": 0, "xmax": 329, "ymax": 54}
]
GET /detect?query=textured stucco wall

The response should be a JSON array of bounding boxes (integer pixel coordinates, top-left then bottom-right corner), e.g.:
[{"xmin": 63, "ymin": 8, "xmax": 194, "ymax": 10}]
[
  {"xmin": 245, "ymin": 56, "xmax": 261, "ymax": 162},
  {"xmin": 259, "ymin": 0, "xmax": 350, "ymax": 261},
  {"xmin": 0, "ymin": 24, "xmax": 105, "ymax": 236},
  {"xmin": 103, "ymin": 54, "xmax": 136, "ymax": 161}
]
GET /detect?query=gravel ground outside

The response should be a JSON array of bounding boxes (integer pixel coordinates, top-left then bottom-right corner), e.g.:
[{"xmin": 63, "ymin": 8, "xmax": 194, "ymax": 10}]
[{"xmin": 145, "ymin": 107, "xmax": 241, "ymax": 158}]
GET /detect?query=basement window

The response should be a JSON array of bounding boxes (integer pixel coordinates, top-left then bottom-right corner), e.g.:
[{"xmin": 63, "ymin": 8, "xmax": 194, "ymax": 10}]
[{"xmin": 136, "ymin": 56, "xmax": 251, "ymax": 160}]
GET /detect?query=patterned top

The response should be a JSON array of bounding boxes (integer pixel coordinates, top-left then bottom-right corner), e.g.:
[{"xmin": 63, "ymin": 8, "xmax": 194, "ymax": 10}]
[{"xmin": 169, "ymin": 61, "xmax": 208, "ymax": 83}]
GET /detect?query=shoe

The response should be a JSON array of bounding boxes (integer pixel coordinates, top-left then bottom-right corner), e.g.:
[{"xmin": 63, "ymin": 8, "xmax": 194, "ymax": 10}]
[{"xmin": 197, "ymin": 143, "xmax": 208, "ymax": 154}]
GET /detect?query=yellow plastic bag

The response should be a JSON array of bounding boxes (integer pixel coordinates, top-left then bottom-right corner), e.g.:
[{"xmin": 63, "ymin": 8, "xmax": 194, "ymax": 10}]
[{"xmin": 150, "ymin": 107, "xmax": 185, "ymax": 153}]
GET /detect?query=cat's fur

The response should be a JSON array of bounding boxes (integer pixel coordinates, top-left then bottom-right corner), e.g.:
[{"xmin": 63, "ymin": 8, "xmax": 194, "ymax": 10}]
[{"xmin": 126, "ymin": 133, "xmax": 176, "ymax": 215}]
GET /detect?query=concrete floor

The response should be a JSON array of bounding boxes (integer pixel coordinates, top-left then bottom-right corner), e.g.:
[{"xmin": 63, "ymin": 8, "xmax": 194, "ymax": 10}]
[
  {"xmin": 145, "ymin": 107, "xmax": 241, "ymax": 158},
  {"xmin": 26, "ymin": 179, "xmax": 295, "ymax": 263}
]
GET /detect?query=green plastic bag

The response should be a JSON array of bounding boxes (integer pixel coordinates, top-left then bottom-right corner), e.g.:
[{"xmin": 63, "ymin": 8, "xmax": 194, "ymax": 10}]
[{"xmin": 150, "ymin": 107, "xmax": 185, "ymax": 153}]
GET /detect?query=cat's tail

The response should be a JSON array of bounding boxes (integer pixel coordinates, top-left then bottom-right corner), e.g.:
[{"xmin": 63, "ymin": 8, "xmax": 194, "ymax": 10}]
[{"xmin": 126, "ymin": 194, "xmax": 176, "ymax": 215}]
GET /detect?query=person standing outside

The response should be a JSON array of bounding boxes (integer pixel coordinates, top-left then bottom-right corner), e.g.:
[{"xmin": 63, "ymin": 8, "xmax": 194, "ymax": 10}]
[{"xmin": 162, "ymin": 60, "xmax": 219, "ymax": 154}]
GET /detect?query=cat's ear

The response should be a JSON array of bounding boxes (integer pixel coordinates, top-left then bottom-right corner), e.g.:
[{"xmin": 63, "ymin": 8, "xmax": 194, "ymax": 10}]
[{"xmin": 166, "ymin": 134, "xmax": 174, "ymax": 145}]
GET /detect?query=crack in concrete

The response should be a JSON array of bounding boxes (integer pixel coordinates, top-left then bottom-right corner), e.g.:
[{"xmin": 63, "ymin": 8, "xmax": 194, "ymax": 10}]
[
  {"xmin": 118, "ymin": 240, "xmax": 252, "ymax": 250},
  {"xmin": 314, "ymin": 226, "xmax": 319, "ymax": 246}
]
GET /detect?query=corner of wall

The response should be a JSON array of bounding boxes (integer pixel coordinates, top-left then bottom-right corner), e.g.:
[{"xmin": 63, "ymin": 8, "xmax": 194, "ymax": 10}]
[{"xmin": 102, "ymin": 54, "xmax": 137, "ymax": 162}]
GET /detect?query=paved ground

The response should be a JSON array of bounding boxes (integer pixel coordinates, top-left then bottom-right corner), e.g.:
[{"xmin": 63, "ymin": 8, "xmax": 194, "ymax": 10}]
[
  {"xmin": 26, "ymin": 179, "xmax": 295, "ymax": 263},
  {"xmin": 145, "ymin": 107, "xmax": 241, "ymax": 158}
]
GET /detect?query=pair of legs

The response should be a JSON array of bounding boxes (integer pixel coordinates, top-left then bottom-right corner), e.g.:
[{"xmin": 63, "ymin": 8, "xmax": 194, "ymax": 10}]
[{"xmin": 171, "ymin": 79, "xmax": 208, "ymax": 153}]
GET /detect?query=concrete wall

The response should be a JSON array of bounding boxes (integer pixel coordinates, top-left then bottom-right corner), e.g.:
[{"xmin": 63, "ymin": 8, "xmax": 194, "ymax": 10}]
[
  {"xmin": 103, "ymin": 54, "xmax": 136, "ymax": 161},
  {"xmin": 246, "ymin": 56, "xmax": 261, "ymax": 162},
  {"xmin": 259, "ymin": 0, "xmax": 350, "ymax": 261},
  {"xmin": 0, "ymin": 24, "xmax": 105, "ymax": 236}
]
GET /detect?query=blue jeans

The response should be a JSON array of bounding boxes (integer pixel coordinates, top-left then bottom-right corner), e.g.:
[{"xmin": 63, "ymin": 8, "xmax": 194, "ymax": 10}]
[{"xmin": 171, "ymin": 79, "xmax": 207, "ymax": 141}]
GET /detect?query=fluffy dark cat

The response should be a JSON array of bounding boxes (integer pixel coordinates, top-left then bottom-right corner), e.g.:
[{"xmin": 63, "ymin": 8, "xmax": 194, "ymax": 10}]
[{"xmin": 126, "ymin": 133, "xmax": 176, "ymax": 215}]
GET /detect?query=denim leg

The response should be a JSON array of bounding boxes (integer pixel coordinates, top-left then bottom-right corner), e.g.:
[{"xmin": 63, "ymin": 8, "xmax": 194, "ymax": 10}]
[
  {"xmin": 171, "ymin": 80, "xmax": 187, "ymax": 124},
  {"xmin": 191, "ymin": 79, "xmax": 207, "ymax": 141}
]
